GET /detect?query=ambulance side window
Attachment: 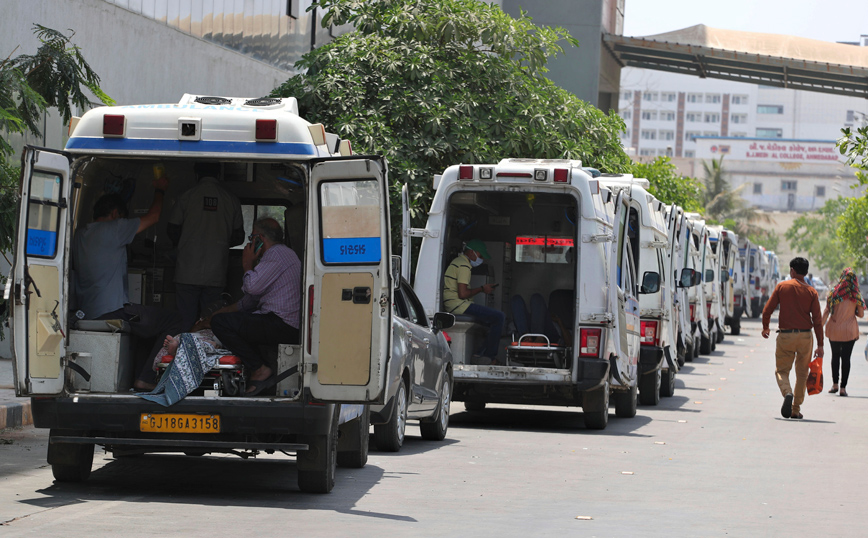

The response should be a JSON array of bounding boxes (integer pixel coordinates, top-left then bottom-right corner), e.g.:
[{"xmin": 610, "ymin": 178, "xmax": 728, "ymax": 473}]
[
  {"xmin": 318, "ymin": 180, "xmax": 382, "ymax": 265},
  {"xmin": 234, "ymin": 204, "xmax": 288, "ymax": 249},
  {"xmin": 25, "ymin": 171, "xmax": 62, "ymax": 258}
]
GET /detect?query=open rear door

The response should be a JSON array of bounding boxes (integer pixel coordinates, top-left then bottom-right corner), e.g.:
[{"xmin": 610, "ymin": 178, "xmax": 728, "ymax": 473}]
[
  {"xmin": 306, "ymin": 157, "xmax": 391, "ymax": 403},
  {"xmin": 10, "ymin": 147, "xmax": 72, "ymax": 396},
  {"xmin": 401, "ymin": 183, "xmax": 411, "ymax": 280}
]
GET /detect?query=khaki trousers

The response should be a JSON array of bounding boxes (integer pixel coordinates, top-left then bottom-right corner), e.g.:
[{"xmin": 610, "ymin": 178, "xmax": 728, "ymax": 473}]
[{"xmin": 775, "ymin": 332, "xmax": 814, "ymax": 413}]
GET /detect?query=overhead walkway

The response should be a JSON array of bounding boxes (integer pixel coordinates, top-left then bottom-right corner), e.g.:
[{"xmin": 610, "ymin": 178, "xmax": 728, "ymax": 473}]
[{"xmin": 604, "ymin": 25, "xmax": 868, "ymax": 98}]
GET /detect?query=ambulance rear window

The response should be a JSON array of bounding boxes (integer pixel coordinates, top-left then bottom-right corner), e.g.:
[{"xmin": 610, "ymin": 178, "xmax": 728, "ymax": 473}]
[{"xmin": 515, "ymin": 236, "xmax": 574, "ymax": 264}]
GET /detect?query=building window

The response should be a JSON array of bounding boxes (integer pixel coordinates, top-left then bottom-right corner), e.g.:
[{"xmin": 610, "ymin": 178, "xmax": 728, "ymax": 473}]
[
  {"xmin": 757, "ymin": 104, "xmax": 784, "ymax": 114},
  {"xmin": 685, "ymin": 131, "xmax": 701, "ymax": 141},
  {"xmin": 659, "ymin": 130, "xmax": 675, "ymax": 141},
  {"xmin": 753, "ymin": 183, "xmax": 763, "ymax": 194},
  {"xmin": 703, "ymin": 131, "xmax": 718, "ymax": 137},
  {"xmin": 687, "ymin": 93, "xmax": 702, "ymax": 103},
  {"xmin": 684, "ymin": 150, "xmax": 695, "ymax": 158},
  {"xmin": 781, "ymin": 180, "xmax": 797, "ymax": 192},
  {"xmin": 643, "ymin": 92, "xmax": 659, "ymax": 102},
  {"xmin": 731, "ymin": 113, "xmax": 748, "ymax": 124},
  {"xmin": 661, "ymin": 92, "xmax": 676, "ymax": 102},
  {"xmin": 686, "ymin": 112, "xmax": 702, "ymax": 122},
  {"xmin": 705, "ymin": 94, "xmax": 721, "ymax": 104},
  {"xmin": 621, "ymin": 90, "xmax": 632, "ymax": 100},
  {"xmin": 641, "ymin": 110, "xmax": 658, "ymax": 121},
  {"xmin": 622, "ymin": 129, "xmax": 631, "ymax": 139},
  {"xmin": 731, "ymin": 132, "xmax": 748, "ymax": 138},
  {"xmin": 756, "ymin": 128, "xmax": 783, "ymax": 138},
  {"xmin": 639, "ymin": 148, "xmax": 656, "ymax": 156},
  {"xmin": 640, "ymin": 129, "xmax": 657, "ymax": 140},
  {"xmin": 731, "ymin": 95, "xmax": 749, "ymax": 105},
  {"xmin": 621, "ymin": 110, "xmax": 632, "ymax": 120},
  {"xmin": 704, "ymin": 113, "xmax": 720, "ymax": 123},
  {"xmin": 815, "ymin": 185, "xmax": 826, "ymax": 197},
  {"xmin": 661, "ymin": 111, "xmax": 676, "ymax": 121}
]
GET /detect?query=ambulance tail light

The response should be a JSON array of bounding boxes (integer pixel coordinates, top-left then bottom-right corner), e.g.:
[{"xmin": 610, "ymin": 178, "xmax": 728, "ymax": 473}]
[
  {"xmin": 579, "ymin": 328, "xmax": 602, "ymax": 358},
  {"xmin": 256, "ymin": 119, "xmax": 278, "ymax": 141},
  {"xmin": 103, "ymin": 114, "xmax": 125, "ymax": 137},
  {"xmin": 307, "ymin": 285, "xmax": 314, "ymax": 355},
  {"xmin": 689, "ymin": 304, "xmax": 696, "ymax": 322},
  {"xmin": 459, "ymin": 166, "xmax": 474, "ymax": 180},
  {"xmin": 734, "ymin": 294, "xmax": 741, "ymax": 304},
  {"xmin": 640, "ymin": 320, "xmax": 658, "ymax": 346},
  {"xmin": 755, "ymin": 279, "xmax": 760, "ymax": 290},
  {"xmin": 553, "ymin": 168, "xmax": 569, "ymax": 182}
]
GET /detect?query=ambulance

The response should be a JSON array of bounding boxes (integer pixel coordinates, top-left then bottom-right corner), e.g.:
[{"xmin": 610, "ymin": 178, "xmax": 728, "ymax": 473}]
[
  {"xmin": 407, "ymin": 159, "xmax": 641, "ymax": 430},
  {"xmin": 9, "ymin": 94, "xmax": 395, "ymax": 493},
  {"xmin": 735, "ymin": 237, "xmax": 759, "ymax": 319},
  {"xmin": 667, "ymin": 205, "xmax": 699, "ymax": 365},
  {"xmin": 597, "ymin": 176, "xmax": 679, "ymax": 404},
  {"xmin": 715, "ymin": 228, "xmax": 741, "ymax": 336},
  {"xmin": 684, "ymin": 213, "xmax": 714, "ymax": 356}
]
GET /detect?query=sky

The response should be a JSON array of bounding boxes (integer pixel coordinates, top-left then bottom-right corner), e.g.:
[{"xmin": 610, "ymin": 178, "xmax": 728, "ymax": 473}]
[{"xmin": 622, "ymin": 0, "xmax": 868, "ymax": 44}]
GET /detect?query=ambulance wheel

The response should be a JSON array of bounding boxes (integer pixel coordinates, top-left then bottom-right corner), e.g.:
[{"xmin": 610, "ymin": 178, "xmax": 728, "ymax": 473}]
[
  {"xmin": 700, "ymin": 334, "xmax": 712, "ymax": 354},
  {"xmin": 420, "ymin": 372, "xmax": 451, "ymax": 441},
  {"xmin": 684, "ymin": 343, "xmax": 694, "ymax": 363},
  {"xmin": 660, "ymin": 368, "xmax": 676, "ymax": 397},
  {"xmin": 464, "ymin": 401, "xmax": 486, "ymax": 412},
  {"xmin": 711, "ymin": 334, "xmax": 717, "ymax": 352},
  {"xmin": 730, "ymin": 317, "xmax": 741, "ymax": 336},
  {"xmin": 48, "ymin": 430, "xmax": 94, "ymax": 483},
  {"xmin": 677, "ymin": 346, "xmax": 686, "ymax": 367},
  {"xmin": 582, "ymin": 381, "xmax": 609, "ymax": 430},
  {"xmin": 337, "ymin": 406, "xmax": 369, "ymax": 469},
  {"xmin": 693, "ymin": 340, "xmax": 700, "ymax": 359},
  {"xmin": 639, "ymin": 368, "xmax": 661, "ymax": 406},
  {"xmin": 614, "ymin": 384, "xmax": 638, "ymax": 418},
  {"xmin": 374, "ymin": 379, "xmax": 407, "ymax": 452},
  {"xmin": 297, "ymin": 415, "xmax": 338, "ymax": 493},
  {"xmin": 716, "ymin": 321, "xmax": 725, "ymax": 343}
]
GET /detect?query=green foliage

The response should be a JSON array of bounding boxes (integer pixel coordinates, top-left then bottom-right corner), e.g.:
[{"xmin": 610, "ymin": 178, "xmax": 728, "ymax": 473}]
[
  {"xmin": 273, "ymin": 0, "xmax": 632, "ymax": 244},
  {"xmin": 836, "ymin": 126, "xmax": 868, "ymax": 267},
  {"xmin": 632, "ymin": 157, "xmax": 702, "ymax": 212},
  {"xmin": 785, "ymin": 198, "xmax": 855, "ymax": 275}
]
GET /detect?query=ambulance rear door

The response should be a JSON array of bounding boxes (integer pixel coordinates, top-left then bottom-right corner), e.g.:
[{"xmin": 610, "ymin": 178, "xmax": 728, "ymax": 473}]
[
  {"xmin": 607, "ymin": 191, "xmax": 640, "ymax": 379},
  {"xmin": 10, "ymin": 147, "xmax": 72, "ymax": 396},
  {"xmin": 306, "ymin": 157, "xmax": 391, "ymax": 403}
]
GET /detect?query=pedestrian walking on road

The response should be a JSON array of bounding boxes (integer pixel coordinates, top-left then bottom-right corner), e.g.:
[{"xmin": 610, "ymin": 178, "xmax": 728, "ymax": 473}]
[
  {"xmin": 822, "ymin": 268, "xmax": 865, "ymax": 397},
  {"xmin": 762, "ymin": 257, "xmax": 824, "ymax": 419}
]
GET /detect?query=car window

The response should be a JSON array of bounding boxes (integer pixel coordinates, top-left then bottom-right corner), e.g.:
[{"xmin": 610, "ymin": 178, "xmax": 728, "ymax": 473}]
[
  {"xmin": 401, "ymin": 283, "xmax": 429, "ymax": 327},
  {"xmin": 393, "ymin": 288, "xmax": 410, "ymax": 319}
]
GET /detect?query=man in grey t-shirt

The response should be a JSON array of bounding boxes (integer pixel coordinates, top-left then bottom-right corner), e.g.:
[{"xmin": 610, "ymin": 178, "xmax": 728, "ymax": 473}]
[
  {"xmin": 167, "ymin": 162, "xmax": 244, "ymax": 330},
  {"xmin": 73, "ymin": 176, "xmax": 183, "ymax": 391}
]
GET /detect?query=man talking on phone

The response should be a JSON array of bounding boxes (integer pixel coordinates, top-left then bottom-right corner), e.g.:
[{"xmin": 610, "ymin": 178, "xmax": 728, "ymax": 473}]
[
  {"xmin": 443, "ymin": 239, "xmax": 506, "ymax": 365},
  {"xmin": 210, "ymin": 218, "xmax": 301, "ymax": 396}
]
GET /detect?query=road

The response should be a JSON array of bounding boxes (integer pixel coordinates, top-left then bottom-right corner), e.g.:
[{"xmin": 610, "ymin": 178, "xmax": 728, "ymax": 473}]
[{"xmin": 2, "ymin": 316, "xmax": 867, "ymax": 537}]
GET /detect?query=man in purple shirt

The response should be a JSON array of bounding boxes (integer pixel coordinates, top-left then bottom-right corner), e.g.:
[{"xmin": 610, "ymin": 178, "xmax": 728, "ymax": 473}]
[{"xmin": 210, "ymin": 218, "xmax": 301, "ymax": 395}]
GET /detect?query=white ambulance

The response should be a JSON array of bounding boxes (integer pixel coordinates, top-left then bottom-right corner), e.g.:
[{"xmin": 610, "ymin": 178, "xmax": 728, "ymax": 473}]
[
  {"xmin": 9, "ymin": 95, "xmax": 395, "ymax": 493},
  {"xmin": 407, "ymin": 159, "xmax": 640, "ymax": 429},
  {"xmin": 714, "ymin": 228, "xmax": 741, "ymax": 336},
  {"xmin": 684, "ymin": 213, "xmax": 715, "ymax": 356},
  {"xmin": 597, "ymin": 176, "xmax": 676, "ymax": 404},
  {"xmin": 667, "ymin": 205, "xmax": 699, "ymax": 364}
]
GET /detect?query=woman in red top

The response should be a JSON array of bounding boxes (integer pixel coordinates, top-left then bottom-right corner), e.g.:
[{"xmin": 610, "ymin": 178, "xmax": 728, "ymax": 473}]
[{"xmin": 822, "ymin": 268, "xmax": 865, "ymax": 397}]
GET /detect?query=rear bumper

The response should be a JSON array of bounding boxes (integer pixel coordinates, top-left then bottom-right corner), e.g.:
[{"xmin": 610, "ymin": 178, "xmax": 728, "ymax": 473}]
[
  {"xmin": 31, "ymin": 394, "xmax": 335, "ymax": 444},
  {"xmin": 639, "ymin": 346, "xmax": 664, "ymax": 374}
]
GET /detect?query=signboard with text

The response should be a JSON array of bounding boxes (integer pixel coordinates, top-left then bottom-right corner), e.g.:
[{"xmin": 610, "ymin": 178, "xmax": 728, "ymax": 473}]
[{"xmin": 695, "ymin": 138, "xmax": 841, "ymax": 163}]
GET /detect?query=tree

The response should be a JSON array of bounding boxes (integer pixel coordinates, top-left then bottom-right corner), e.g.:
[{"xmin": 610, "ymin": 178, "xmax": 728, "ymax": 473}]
[
  {"xmin": 836, "ymin": 126, "xmax": 868, "ymax": 264},
  {"xmin": 272, "ymin": 0, "xmax": 633, "ymax": 243},
  {"xmin": 700, "ymin": 157, "xmax": 772, "ymax": 239},
  {"xmin": 633, "ymin": 157, "xmax": 703, "ymax": 213},
  {"xmin": 785, "ymin": 198, "xmax": 857, "ymax": 276}
]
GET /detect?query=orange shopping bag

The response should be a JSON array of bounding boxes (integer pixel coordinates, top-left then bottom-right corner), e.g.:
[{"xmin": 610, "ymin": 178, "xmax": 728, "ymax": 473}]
[{"xmin": 806, "ymin": 357, "xmax": 823, "ymax": 396}]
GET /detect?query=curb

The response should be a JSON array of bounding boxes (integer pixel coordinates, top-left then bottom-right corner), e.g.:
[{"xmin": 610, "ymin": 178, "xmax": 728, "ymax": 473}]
[{"xmin": 0, "ymin": 400, "xmax": 32, "ymax": 430}]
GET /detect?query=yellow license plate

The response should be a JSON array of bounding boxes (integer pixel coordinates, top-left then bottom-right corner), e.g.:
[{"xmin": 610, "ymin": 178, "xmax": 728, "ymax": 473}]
[{"xmin": 140, "ymin": 413, "xmax": 221, "ymax": 433}]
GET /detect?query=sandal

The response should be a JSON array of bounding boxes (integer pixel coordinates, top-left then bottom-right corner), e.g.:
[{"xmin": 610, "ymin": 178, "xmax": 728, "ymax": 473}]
[
  {"xmin": 829, "ymin": 385, "xmax": 839, "ymax": 394},
  {"xmin": 840, "ymin": 388, "xmax": 848, "ymax": 397}
]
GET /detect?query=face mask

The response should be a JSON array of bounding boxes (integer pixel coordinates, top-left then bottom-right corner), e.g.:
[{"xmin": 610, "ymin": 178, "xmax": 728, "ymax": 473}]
[{"xmin": 470, "ymin": 252, "xmax": 484, "ymax": 267}]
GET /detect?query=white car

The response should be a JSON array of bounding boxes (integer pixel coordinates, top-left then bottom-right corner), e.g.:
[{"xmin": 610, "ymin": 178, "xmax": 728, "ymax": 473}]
[{"xmin": 811, "ymin": 277, "xmax": 829, "ymax": 295}]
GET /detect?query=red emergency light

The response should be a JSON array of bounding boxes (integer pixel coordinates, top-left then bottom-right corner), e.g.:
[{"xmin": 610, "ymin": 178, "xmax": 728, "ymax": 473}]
[
  {"xmin": 579, "ymin": 328, "xmax": 602, "ymax": 358},
  {"xmin": 256, "ymin": 119, "xmax": 278, "ymax": 141},
  {"xmin": 496, "ymin": 172, "xmax": 533, "ymax": 178},
  {"xmin": 103, "ymin": 114, "xmax": 125, "ymax": 137},
  {"xmin": 459, "ymin": 166, "xmax": 474, "ymax": 180},
  {"xmin": 640, "ymin": 320, "xmax": 659, "ymax": 346},
  {"xmin": 553, "ymin": 168, "xmax": 569, "ymax": 182}
]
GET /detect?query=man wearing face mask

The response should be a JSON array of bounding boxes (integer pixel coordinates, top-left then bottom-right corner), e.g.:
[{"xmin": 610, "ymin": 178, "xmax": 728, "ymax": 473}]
[{"xmin": 443, "ymin": 240, "xmax": 505, "ymax": 365}]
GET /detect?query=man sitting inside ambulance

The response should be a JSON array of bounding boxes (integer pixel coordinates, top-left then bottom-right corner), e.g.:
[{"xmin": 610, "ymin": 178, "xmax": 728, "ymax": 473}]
[
  {"xmin": 72, "ymin": 177, "xmax": 184, "ymax": 392},
  {"xmin": 443, "ymin": 239, "xmax": 506, "ymax": 365},
  {"xmin": 209, "ymin": 218, "xmax": 301, "ymax": 396}
]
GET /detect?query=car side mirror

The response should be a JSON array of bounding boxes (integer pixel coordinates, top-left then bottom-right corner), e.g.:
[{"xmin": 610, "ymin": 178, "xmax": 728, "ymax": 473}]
[
  {"xmin": 432, "ymin": 312, "xmax": 455, "ymax": 333},
  {"xmin": 721, "ymin": 272, "xmax": 730, "ymax": 283},
  {"xmin": 639, "ymin": 271, "xmax": 660, "ymax": 294},
  {"xmin": 390, "ymin": 255, "xmax": 401, "ymax": 290},
  {"xmin": 705, "ymin": 269, "xmax": 715, "ymax": 283},
  {"xmin": 678, "ymin": 268, "xmax": 696, "ymax": 288},
  {"xmin": 692, "ymin": 271, "xmax": 703, "ymax": 286}
]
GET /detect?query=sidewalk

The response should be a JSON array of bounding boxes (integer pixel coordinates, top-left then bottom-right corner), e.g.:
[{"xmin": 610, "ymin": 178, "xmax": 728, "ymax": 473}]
[{"xmin": 0, "ymin": 357, "xmax": 32, "ymax": 429}]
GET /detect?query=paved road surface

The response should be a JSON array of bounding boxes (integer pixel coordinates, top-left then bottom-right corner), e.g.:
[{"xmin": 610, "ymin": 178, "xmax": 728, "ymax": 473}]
[{"xmin": 2, "ymin": 317, "xmax": 867, "ymax": 537}]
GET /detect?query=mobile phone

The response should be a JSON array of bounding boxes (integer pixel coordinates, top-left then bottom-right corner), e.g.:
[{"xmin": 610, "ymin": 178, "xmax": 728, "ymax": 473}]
[
  {"xmin": 491, "ymin": 283, "xmax": 499, "ymax": 288},
  {"xmin": 253, "ymin": 236, "xmax": 265, "ymax": 254},
  {"xmin": 153, "ymin": 163, "xmax": 166, "ymax": 180}
]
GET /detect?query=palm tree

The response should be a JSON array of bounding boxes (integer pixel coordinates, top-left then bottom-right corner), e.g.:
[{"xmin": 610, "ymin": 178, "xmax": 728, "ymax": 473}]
[{"xmin": 701, "ymin": 157, "xmax": 770, "ymax": 236}]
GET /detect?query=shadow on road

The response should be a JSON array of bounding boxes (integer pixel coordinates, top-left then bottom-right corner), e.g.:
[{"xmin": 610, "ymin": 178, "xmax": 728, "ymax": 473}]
[
  {"xmin": 369, "ymin": 435, "xmax": 459, "ymax": 457},
  {"xmin": 24, "ymin": 451, "xmax": 415, "ymax": 522},
  {"xmin": 448, "ymin": 406, "xmax": 655, "ymax": 437}
]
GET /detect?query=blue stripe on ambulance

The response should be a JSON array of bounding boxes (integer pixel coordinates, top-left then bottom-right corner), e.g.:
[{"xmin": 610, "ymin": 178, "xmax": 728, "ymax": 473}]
[{"xmin": 65, "ymin": 137, "xmax": 317, "ymax": 155}]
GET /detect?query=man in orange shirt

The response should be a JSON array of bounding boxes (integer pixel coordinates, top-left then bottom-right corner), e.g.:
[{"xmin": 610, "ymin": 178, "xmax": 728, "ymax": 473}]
[{"xmin": 762, "ymin": 257, "xmax": 824, "ymax": 419}]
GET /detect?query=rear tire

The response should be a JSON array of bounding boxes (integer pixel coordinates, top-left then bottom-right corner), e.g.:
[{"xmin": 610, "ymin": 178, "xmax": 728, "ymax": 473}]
[
  {"xmin": 730, "ymin": 317, "xmax": 741, "ymax": 336},
  {"xmin": 337, "ymin": 406, "xmax": 369, "ymax": 469},
  {"xmin": 684, "ymin": 342, "xmax": 694, "ymax": 362},
  {"xmin": 582, "ymin": 381, "xmax": 609, "ymax": 430},
  {"xmin": 660, "ymin": 368, "xmax": 676, "ymax": 397},
  {"xmin": 614, "ymin": 384, "xmax": 638, "ymax": 418},
  {"xmin": 700, "ymin": 333, "xmax": 712, "ymax": 354},
  {"xmin": 420, "ymin": 373, "xmax": 451, "ymax": 441},
  {"xmin": 48, "ymin": 430, "xmax": 94, "ymax": 483},
  {"xmin": 373, "ymin": 379, "xmax": 407, "ymax": 452},
  {"xmin": 297, "ymin": 413, "xmax": 338, "ymax": 494},
  {"xmin": 639, "ymin": 367, "xmax": 661, "ymax": 406},
  {"xmin": 716, "ymin": 321, "xmax": 725, "ymax": 343}
]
